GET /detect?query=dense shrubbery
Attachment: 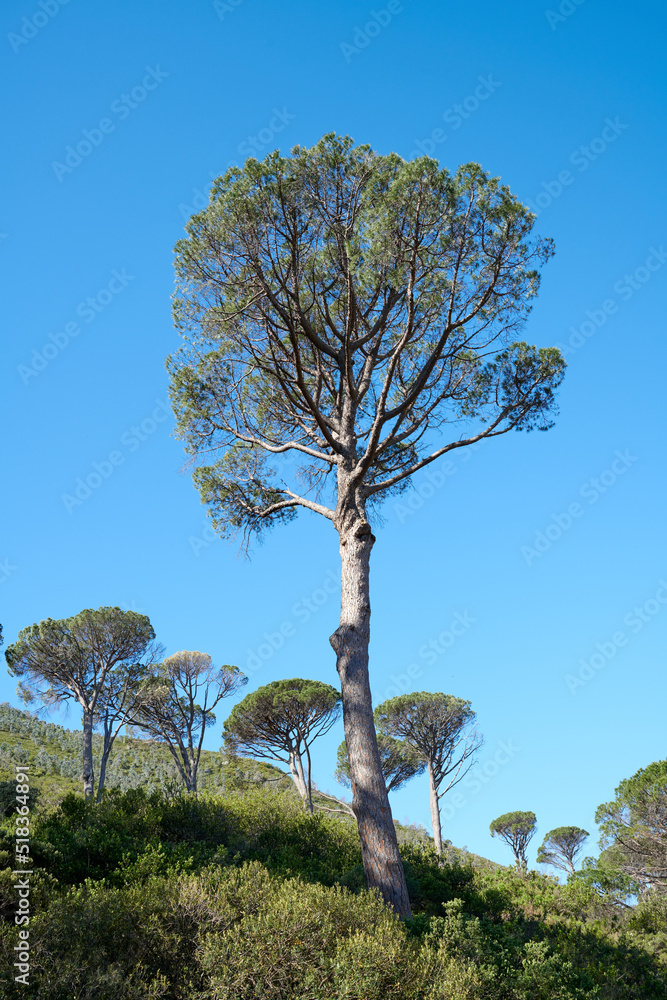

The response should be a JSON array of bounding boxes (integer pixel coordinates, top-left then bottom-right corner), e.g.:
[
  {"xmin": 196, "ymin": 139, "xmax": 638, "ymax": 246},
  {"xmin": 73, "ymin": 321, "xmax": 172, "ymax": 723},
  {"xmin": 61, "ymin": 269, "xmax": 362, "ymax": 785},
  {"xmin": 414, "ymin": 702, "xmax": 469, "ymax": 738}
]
[
  {"xmin": 9, "ymin": 786, "xmax": 361, "ymax": 887},
  {"xmin": 1, "ymin": 787, "xmax": 666, "ymax": 999}
]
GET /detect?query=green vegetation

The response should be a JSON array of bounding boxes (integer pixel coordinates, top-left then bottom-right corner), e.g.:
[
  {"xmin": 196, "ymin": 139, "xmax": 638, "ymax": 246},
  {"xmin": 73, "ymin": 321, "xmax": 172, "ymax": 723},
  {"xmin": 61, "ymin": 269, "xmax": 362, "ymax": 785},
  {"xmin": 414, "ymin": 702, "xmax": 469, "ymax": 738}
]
[
  {"xmin": 2, "ymin": 637, "xmax": 666, "ymax": 999},
  {"xmin": 490, "ymin": 811, "xmax": 538, "ymax": 868},
  {"xmin": 336, "ymin": 732, "xmax": 427, "ymax": 794},
  {"xmin": 133, "ymin": 650, "xmax": 246, "ymax": 793},
  {"xmin": 1, "ymin": 775, "xmax": 666, "ymax": 998},
  {"xmin": 5, "ymin": 606, "xmax": 158, "ymax": 799},
  {"xmin": 0, "ymin": 702, "xmax": 292, "ymax": 809},
  {"xmin": 223, "ymin": 678, "xmax": 342, "ymax": 812},
  {"xmin": 2, "ymin": 704, "xmax": 667, "ymax": 997},
  {"xmin": 537, "ymin": 826, "xmax": 590, "ymax": 875},
  {"xmin": 374, "ymin": 692, "xmax": 482, "ymax": 855},
  {"xmin": 596, "ymin": 760, "xmax": 667, "ymax": 896}
]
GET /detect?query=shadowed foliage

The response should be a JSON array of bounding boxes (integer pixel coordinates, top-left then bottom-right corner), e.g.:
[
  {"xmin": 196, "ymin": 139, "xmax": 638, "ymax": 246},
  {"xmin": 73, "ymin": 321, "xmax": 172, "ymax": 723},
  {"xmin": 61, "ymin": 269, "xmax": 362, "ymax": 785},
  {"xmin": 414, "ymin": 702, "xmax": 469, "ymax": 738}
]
[{"xmin": 336, "ymin": 733, "xmax": 427, "ymax": 793}]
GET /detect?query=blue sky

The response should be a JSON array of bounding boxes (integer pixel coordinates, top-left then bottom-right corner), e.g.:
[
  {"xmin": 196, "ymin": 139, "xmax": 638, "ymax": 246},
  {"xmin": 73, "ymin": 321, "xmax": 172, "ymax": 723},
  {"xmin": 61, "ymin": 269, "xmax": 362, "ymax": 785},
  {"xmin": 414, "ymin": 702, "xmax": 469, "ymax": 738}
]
[{"xmin": 2, "ymin": 0, "xmax": 666, "ymax": 870}]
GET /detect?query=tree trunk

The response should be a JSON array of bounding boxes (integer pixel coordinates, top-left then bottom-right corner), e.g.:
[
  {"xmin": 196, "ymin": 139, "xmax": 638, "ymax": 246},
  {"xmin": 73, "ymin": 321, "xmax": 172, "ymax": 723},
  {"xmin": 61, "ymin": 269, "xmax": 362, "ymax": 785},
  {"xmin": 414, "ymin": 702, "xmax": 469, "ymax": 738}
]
[
  {"xmin": 82, "ymin": 708, "xmax": 95, "ymax": 800},
  {"xmin": 330, "ymin": 517, "xmax": 412, "ymax": 919},
  {"xmin": 303, "ymin": 741, "xmax": 314, "ymax": 813},
  {"xmin": 96, "ymin": 746, "xmax": 110, "ymax": 803},
  {"xmin": 186, "ymin": 747, "xmax": 197, "ymax": 793},
  {"xmin": 96, "ymin": 723, "xmax": 115, "ymax": 803},
  {"xmin": 289, "ymin": 750, "xmax": 313, "ymax": 813},
  {"xmin": 288, "ymin": 749, "xmax": 311, "ymax": 811},
  {"xmin": 428, "ymin": 761, "xmax": 443, "ymax": 855},
  {"xmin": 164, "ymin": 740, "xmax": 194, "ymax": 793}
]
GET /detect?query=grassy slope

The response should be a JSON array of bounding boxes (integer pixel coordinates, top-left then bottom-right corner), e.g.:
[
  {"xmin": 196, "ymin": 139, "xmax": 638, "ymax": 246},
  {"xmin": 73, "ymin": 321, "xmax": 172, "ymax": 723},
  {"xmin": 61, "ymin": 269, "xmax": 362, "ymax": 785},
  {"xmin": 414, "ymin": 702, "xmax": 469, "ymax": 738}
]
[
  {"xmin": 1, "ymin": 702, "xmax": 486, "ymax": 859},
  {"xmin": 0, "ymin": 701, "xmax": 297, "ymax": 808}
]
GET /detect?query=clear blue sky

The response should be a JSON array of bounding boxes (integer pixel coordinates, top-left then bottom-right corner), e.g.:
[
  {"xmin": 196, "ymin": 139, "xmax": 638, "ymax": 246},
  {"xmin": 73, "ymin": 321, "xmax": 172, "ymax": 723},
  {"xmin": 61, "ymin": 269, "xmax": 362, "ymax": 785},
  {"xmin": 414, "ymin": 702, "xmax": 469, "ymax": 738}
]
[{"xmin": 2, "ymin": 0, "xmax": 666, "ymax": 869}]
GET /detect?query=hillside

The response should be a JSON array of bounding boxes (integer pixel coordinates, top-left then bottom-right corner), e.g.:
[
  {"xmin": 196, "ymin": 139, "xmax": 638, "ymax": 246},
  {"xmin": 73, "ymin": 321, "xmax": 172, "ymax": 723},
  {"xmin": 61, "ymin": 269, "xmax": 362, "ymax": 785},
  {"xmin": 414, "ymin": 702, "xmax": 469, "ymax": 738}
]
[
  {"xmin": 2, "ymin": 702, "xmax": 666, "ymax": 999},
  {"xmin": 22, "ymin": 704, "xmax": 664, "ymax": 898},
  {"xmin": 0, "ymin": 701, "xmax": 292, "ymax": 810},
  {"xmin": 0, "ymin": 778, "xmax": 665, "ymax": 998},
  {"xmin": 0, "ymin": 702, "xmax": 464, "ymax": 857}
]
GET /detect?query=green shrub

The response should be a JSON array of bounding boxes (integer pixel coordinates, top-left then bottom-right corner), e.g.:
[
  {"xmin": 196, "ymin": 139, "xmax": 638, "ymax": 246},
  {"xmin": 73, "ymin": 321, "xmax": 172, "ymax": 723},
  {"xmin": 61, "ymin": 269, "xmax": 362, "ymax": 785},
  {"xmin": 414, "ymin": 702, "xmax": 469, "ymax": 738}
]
[
  {"xmin": 0, "ymin": 877, "xmax": 194, "ymax": 1000},
  {"xmin": 0, "ymin": 786, "xmax": 665, "ymax": 999},
  {"xmin": 199, "ymin": 865, "xmax": 408, "ymax": 997},
  {"xmin": 27, "ymin": 785, "xmax": 362, "ymax": 887}
]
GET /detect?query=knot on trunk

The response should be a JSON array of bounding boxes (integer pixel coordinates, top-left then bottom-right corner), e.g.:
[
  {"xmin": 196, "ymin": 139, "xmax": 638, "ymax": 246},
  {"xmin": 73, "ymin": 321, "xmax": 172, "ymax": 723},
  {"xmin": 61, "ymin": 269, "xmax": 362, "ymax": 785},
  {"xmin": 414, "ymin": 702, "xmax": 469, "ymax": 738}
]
[
  {"xmin": 353, "ymin": 520, "xmax": 375, "ymax": 542},
  {"xmin": 329, "ymin": 623, "xmax": 355, "ymax": 654}
]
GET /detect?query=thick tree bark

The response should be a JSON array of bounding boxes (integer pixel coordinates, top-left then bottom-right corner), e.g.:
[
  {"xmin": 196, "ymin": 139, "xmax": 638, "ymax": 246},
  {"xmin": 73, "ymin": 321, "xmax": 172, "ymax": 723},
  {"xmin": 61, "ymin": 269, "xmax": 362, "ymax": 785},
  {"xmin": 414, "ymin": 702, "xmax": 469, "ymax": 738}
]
[
  {"xmin": 82, "ymin": 708, "xmax": 95, "ymax": 800},
  {"xmin": 96, "ymin": 724, "xmax": 116, "ymax": 802},
  {"xmin": 330, "ymin": 516, "xmax": 412, "ymax": 919},
  {"xmin": 428, "ymin": 761, "xmax": 443, "ymax": 855}
]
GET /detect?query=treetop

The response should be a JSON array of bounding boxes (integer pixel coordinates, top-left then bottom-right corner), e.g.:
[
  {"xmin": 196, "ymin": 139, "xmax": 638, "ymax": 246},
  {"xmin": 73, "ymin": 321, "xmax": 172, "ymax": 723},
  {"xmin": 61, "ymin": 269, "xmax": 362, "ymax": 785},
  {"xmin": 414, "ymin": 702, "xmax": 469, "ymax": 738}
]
[
  {"xmin": 5, "ymin": 606, "xmax": 156, "ymax": 697},
  {"xmin": 540, "ymin": 825, "xmax": 589, "ymax": 843},
  {"xmin": 375, "ymin": 692, "xmax": 476, "ymax": 737},
  {"xmin": 168, "ymin": 132, "xmax": 565, "ymax": 543},
  {"xmin": 490, "ymin": 811, "xmax": 537, "ymax": 834},
  {"xmin": 223, "ymin": 678, "xmax": 341, "ymax": 747},
  {"xmin": 595, "ymin": 759, "xmax": 667, "ymax": 848},
  {"xmin": 229, "ymin": 677, "xmax": 341, "ymax": 714}
]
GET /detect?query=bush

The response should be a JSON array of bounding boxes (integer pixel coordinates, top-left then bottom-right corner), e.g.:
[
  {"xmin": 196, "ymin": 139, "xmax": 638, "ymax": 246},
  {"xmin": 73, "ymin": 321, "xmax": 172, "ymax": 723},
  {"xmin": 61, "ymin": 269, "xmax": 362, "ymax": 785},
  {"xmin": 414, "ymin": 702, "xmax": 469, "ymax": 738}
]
[
  {"xmin": 0, "ymin": 876, "xmax": 193, "ymax": 1000},
  {"xmin": 198, "ymin": 862, "xmax": 485, "ymax": 999},
  {"xmin": 0, "ymin": 787, "xmax": 666, "ymax": 999},
  {"xmin": 26, "ymin": 785, "xmax": 362, "ymax": 887}
]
